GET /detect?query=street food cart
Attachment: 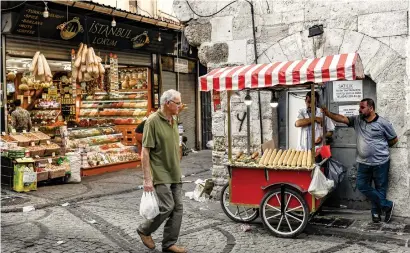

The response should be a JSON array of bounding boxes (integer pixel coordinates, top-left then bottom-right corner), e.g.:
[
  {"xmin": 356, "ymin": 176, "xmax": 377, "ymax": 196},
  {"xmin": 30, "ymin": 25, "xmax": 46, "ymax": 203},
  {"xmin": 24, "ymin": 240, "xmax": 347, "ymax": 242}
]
[{"xmin": 198, "ymin": 53, "xmax": 364, "ymax": 238}]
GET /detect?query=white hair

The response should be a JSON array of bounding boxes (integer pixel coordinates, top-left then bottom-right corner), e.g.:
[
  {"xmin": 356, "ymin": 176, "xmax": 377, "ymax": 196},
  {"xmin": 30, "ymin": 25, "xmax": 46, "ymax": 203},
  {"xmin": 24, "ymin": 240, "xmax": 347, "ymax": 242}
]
[{"xmin": 160, "ymin": 89, "xmax": 181, "ymax": 105}]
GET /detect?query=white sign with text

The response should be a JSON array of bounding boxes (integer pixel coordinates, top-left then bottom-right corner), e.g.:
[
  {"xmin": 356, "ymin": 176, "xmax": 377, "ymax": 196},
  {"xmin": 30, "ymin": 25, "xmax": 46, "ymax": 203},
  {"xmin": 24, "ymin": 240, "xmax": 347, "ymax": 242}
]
[
  {"xmin": 339, "ymin": 105, "xmax": 359, "ymax": 117},
  {"xmin": 333, "ymin": 80, "xmax": 363, "ymax": 102}
]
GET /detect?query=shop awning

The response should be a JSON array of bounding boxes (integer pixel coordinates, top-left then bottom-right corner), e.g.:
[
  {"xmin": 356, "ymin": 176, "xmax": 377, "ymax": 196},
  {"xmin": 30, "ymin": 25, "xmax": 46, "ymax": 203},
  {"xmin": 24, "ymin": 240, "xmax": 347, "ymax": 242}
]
[{"xmin": 199, "ymin": 53, "xmax": 364, "ymax": 91}]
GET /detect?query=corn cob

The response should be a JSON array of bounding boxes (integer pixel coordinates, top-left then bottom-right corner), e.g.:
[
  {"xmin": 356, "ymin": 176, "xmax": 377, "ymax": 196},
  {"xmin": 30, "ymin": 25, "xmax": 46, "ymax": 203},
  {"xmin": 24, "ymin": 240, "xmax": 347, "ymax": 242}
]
[
  {"xmin": 301, "ymin": 151, "xmax": 307, "ymax": 167},
  {"xmin": 263, "ymin": 149, "xmax": 273, "ymax": 165},
  {"xmin": 268, "ymin": 149, "xmax": 277, "ymax": 166},
  {"xmin": 297, "ymin": 150, "xmax": 304, "ymax": 167},
  {"xmin": 277, "ymin": 150, "xmax": 288, "ymax": 166},
  {"xmin": 291, "ymin": 151, "xmax": 300, "ymax": 167},
  {"xmin": 259, "ymin": 149, "xmax": 269, "ymax": 165},
  {"xmin": 272, "ymin": 149, "xmax": 283, "ymax": 166},
  {"xmin": 287, "ymin": 149, "xmax": 296, "ymax": 166}
]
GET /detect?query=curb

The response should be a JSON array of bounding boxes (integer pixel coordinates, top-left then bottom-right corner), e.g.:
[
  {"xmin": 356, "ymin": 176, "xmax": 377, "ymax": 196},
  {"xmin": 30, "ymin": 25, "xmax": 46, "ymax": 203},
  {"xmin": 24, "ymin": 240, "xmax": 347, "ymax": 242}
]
[
  {"xmin": 1, "ymin": 187, "xmax": 141, "ymax": 213},
  {"xmin": 305, "ymin": 224, "xmax": 410, "ymax": 247}
]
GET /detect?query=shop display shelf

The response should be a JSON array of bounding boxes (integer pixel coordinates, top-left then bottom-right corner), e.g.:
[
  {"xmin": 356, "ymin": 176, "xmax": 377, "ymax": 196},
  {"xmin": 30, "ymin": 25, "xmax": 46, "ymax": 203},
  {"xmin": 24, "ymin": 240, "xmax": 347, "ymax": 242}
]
[
  {"xmin": 69, "ymin": 133, "xmax": 121, "ymax": 140},
  {"xmin": 81, "ymin": 159, "xmax": 141, "ymax": 177}
]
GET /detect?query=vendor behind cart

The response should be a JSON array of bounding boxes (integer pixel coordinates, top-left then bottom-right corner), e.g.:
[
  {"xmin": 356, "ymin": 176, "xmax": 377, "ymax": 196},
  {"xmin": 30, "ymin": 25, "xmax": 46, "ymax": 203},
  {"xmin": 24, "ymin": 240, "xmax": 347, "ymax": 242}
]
[{"xmin": 295, "ymin": 91, "xmax": 335, "ymax": 151}]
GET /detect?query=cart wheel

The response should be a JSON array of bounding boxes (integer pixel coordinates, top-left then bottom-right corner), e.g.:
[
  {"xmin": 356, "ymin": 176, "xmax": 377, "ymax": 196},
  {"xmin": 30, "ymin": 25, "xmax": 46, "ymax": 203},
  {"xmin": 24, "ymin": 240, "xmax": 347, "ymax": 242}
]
[
  {"xmin": 220, "ymin": 183, "xmax": 259, "ymax": 223},
  {"xmin": 260, "ymin": 187, "xmax": 308, "ymax": 238}
]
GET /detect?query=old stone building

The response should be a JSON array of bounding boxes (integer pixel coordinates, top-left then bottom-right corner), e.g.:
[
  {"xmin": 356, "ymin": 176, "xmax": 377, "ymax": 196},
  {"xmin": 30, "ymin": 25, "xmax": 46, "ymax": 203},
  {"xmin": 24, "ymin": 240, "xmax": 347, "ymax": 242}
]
[{"xmin": 173, "ymin": 0, "xmax": 410, "ymax": 217}]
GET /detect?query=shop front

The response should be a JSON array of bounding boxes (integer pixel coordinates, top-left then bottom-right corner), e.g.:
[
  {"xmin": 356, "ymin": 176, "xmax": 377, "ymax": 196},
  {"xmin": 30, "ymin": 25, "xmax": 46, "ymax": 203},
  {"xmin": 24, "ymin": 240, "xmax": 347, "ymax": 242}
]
[{"xmin": 0, "ymin": 1, "xmax": 182, "ymax": 189}]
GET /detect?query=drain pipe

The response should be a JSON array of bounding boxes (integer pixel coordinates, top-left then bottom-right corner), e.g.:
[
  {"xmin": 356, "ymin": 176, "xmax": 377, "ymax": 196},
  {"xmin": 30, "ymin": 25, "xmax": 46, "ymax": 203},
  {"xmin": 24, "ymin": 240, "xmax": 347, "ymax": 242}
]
[{"xmin": 246, "ymin": 0, "xmax": 263, "ymax": 153}]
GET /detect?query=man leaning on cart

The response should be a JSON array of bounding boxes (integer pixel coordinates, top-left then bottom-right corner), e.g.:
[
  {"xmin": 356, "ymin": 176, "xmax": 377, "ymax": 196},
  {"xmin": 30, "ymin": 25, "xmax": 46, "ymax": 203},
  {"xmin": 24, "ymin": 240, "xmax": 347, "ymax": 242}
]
[{"xmin": 322, "ymin": 98, "xmax": 398, "ymax": 223}]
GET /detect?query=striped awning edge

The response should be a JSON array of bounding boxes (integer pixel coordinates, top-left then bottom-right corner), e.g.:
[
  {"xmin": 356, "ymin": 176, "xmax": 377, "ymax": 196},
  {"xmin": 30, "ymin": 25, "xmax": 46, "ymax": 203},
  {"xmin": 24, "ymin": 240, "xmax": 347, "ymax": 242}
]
[{"xmin": 199, "ymin": 53, "xmax": 364, "ymax": 91}]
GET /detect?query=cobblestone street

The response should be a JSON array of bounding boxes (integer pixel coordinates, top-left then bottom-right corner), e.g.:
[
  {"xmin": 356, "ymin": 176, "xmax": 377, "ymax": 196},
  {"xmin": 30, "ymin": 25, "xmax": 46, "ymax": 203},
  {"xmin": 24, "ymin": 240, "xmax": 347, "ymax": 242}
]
[
  {"xmin": 3, "ymin": 190, "xmax": 410, "ymax": 253},
  {"xmin": 2, "ymin": 151, "xmax": 410, "ymax": 252}
]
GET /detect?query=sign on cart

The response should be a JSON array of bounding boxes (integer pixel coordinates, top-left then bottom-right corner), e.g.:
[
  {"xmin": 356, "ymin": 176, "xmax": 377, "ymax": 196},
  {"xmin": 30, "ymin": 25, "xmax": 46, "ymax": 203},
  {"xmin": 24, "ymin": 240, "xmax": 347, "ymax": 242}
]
[
  {"xmin": 333, "ymin": 80, "xmax": 363, "ymax": 102},
  {"xmin": 23, "ymin": 172, "xmax": 37, "ymax": 184}
]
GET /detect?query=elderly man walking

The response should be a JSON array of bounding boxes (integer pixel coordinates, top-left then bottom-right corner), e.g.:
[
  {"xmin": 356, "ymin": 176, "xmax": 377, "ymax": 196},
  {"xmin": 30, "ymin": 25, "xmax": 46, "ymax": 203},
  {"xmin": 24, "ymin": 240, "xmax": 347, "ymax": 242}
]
[
  {"xmin": 322, "ymin": 98, "xmax": 398, "ymax": 223},
  {"xmin": 137, "ymin": 89, "xmax": 187, "ymax": 253}
]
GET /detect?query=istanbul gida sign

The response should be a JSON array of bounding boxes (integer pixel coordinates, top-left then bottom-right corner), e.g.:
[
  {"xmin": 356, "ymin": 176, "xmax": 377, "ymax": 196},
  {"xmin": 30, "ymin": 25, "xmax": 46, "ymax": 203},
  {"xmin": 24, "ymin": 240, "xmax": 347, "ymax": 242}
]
[{"xmin": 12, "ymin": 4, "xmax": 173, "ymax": 53}]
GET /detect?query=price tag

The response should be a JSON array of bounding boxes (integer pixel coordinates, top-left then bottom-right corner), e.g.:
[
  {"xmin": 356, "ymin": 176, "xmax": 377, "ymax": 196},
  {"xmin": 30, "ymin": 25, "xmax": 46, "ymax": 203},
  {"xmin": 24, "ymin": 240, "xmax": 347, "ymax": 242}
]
[
  {"xmin": 34, "ymin": 127, "xmax": 39, "ymax": 132},
  {"xmin": 46, "ymin": 140, "xmax": 51, "ymax": 145},
  {"xmin": 31, "ymin": 142, "xmax": 35, "ymax": 147},
  {"xmin": 48, "ymin": 158, "xmax": 52, "ymax": 164},
  {"xmin": 11, "ymin": 129, "xmax": 16, "ymax": 134},
  {"xmin": 52, "ymin": 152, "xmax": 56, "ymax": 157},
  {"xmin": 23, "ymin": 130, "xmax": 27, "ymax": 133},
  {"xmin": 2, "ymin": 132, "xmax": 5, "ymax": 136}
]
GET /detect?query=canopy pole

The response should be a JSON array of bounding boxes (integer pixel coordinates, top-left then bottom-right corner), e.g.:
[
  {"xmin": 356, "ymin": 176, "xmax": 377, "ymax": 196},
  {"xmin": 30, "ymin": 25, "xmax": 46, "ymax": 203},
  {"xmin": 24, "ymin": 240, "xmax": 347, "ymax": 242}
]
[
  {"xmin": 227, "ymin": 91, "xmax": 233, "ymax": 163},
  {"xmin": 321, "ymin": 84, "xmax": 326, "ymax": 146},
  {"xmin": 310, "ymin": 83, "xmax": 316, "ymax": 165},
  {"xmin": 246, "ymin": 90, "xmax": 251, "ymax": 155}
]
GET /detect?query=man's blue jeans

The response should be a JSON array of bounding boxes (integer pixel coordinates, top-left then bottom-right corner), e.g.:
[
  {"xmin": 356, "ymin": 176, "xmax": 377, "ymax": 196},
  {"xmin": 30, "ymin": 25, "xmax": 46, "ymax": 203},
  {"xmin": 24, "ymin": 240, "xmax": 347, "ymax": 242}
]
[{"xmin": 356, "ymin": 160, "xmax": 393, "ymax": 215}]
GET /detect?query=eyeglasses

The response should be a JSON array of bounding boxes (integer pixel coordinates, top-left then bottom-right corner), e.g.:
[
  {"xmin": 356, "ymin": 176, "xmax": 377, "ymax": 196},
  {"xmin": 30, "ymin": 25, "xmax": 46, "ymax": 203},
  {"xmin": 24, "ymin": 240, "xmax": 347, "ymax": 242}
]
[{"xmin": 169, "ymin": 100, "xmax": 182, "ymax": 106}]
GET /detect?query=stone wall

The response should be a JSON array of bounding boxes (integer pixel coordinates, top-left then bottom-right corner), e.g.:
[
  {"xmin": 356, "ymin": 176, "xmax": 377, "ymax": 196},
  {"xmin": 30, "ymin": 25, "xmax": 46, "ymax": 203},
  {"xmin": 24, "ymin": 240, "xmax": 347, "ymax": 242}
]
[{"xmin": 174, "ymin": 0, "xmax": 410, "ymax": 216}]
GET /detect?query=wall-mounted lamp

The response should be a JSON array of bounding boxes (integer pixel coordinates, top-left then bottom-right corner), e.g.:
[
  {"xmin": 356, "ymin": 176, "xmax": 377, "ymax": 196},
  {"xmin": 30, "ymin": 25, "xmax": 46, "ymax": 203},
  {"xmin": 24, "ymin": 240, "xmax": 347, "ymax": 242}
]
[
  {"xmin": 244, "ymin": 93, "xmax": 252, "ymax": 106},
  {"xmin": 308, "ymin": 25, "xmax": 323, "ymax": 37},
  {"xmin": 270, "ymin": 91, "xmax": 279, "ymax": 108},
  {"xmin": 111, "ymin": 17, "xmax": 116, "ymax": 27},
  {"xmin": 158, "ymin": 32, "xmax": 162, "ymax": 42}
]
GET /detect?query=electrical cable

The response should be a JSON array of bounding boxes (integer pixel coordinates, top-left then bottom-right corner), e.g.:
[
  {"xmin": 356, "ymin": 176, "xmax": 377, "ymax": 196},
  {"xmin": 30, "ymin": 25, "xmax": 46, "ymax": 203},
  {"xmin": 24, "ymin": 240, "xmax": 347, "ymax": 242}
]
[
  {"xmin": 137, "ymin": 4, "xmax": 153, "ymax": 17},
  {"xmin": 185, "ymin": 0, "xmax": 238, "ymax": 18},
  {"xmin": 1, "ymin": 1, "xmax": 27, "ymax": 12}
]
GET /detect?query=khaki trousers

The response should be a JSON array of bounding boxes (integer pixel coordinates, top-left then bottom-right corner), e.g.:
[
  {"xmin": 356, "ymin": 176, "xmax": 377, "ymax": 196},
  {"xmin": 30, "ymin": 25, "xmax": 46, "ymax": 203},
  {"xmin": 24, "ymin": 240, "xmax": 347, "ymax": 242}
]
[{"xmin": 138, "ymin": 183, "xmax": 183, "ymax": 249}]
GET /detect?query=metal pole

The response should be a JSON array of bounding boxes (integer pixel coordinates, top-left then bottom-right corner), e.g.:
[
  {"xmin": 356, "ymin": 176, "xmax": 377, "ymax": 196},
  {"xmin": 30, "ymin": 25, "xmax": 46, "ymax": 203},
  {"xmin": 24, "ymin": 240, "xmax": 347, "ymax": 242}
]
[
  {"xmin": 1, "ymin": 35, "xmax": 7, "ymax": 133},
  {"xmin": 246, "ymin": 90, "xmax": 251, "ymax": 155},
  {"xmin": 310, "ymin": 83, "xmax": 316, "ymax": 164},
  {"xmin": 246, "ymin": 0, "xmax": 264, "ymax": 153},
  {"xmin": 321, "ymin": 84, "xmax": 326, "ymax": 146},
  {"xmin": 227, "ymin": 91, "xmax": 233, "ymax": 163}
]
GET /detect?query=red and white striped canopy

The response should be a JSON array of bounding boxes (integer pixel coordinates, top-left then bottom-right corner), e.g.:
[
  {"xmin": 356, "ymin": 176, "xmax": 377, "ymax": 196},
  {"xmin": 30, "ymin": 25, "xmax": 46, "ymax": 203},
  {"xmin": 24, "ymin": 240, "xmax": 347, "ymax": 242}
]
[{"xmin": 199, "ymin": 53, "xmax": 364, "ymax": 91}]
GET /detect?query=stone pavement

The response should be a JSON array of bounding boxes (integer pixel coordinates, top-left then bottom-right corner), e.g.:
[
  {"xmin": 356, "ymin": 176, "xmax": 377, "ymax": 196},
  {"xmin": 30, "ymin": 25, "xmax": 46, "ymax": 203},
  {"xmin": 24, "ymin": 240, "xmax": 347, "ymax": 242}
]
[
  {"xmin": 2, "ymin": 150, "xmax": 410, "ymax": 252},
  {"xmin": 1, "ymin": 150, "xmax": 212, "ymax": 213}
]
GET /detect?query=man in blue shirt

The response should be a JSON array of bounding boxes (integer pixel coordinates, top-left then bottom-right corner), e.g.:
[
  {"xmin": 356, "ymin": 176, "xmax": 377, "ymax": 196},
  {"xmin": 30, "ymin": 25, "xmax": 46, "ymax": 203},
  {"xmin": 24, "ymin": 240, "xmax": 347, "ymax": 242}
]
[{"xmin": 322, "ymin": 98, "xmax": 398, "ymax": 223}]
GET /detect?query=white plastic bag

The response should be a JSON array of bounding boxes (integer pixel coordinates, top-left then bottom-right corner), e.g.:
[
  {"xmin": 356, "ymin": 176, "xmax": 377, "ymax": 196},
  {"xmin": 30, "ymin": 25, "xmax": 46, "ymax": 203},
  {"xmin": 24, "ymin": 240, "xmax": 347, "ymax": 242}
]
[
  {"xmin": 66, "ymin": 152, "xmax": 81, "ymax": 183},
  {"xmin": 308, "ymin": 165, "xmax": 334, "ymax": 199},
  {"xmin": 139, "ymin": 191, "xmax": 160, "ymax": 220}
]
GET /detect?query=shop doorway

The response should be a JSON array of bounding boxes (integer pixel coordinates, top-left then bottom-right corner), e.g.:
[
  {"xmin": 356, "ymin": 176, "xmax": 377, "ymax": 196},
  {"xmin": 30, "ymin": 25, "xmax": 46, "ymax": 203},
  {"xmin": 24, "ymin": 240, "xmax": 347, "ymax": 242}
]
[{"xmin": 327, "ymin": 77, "xmax": 377, "ymax": 209}]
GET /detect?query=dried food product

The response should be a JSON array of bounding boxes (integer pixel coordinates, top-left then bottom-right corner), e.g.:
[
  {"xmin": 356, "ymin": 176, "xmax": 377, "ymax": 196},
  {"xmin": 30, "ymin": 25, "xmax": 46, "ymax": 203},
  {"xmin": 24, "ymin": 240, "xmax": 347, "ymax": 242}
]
[
  {"xmin": 1, "ymin": 135, "xmax": 17, "ymax": 142},
  {"xmin": 9, "ymin": 134, "xmax": 30, "ymax": 142}
]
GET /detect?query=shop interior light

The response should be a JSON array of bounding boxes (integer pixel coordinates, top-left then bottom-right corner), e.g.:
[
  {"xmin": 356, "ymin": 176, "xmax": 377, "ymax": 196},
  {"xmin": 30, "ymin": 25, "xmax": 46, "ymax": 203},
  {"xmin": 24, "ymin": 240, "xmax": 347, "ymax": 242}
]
[
  {"xmin": 158, "ymin": 32, "xmax": 162, "ymax": 42},
  {"xmin": 111, "ymin": 17, "xmax": 116, "ymax": 27},
  {"xmin": 270, "ymin": 91, "xmax": 279, "ymax": 108},
  {"xmin": 43, "ymin": 6, "xmax": 49, "ymax": 18},
  {"xmin": 244, "ymin": 93, "xmax": 252, "ymax": 106}
]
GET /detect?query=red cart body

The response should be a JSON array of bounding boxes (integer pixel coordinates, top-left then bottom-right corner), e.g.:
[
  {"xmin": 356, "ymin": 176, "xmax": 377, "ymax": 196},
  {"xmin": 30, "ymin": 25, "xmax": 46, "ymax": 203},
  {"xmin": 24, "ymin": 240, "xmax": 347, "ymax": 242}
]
[{"xmin": 230, "ymin": 167, "xmax": 321, "ymax": 213}]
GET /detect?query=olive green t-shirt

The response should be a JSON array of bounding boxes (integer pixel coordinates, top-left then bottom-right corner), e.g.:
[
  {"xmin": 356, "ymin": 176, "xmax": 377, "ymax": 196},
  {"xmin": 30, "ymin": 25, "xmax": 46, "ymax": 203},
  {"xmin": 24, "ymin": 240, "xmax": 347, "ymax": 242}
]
[{"xmin": 142, "ymin": 111, "xmax": 181, "ymax": 185}]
